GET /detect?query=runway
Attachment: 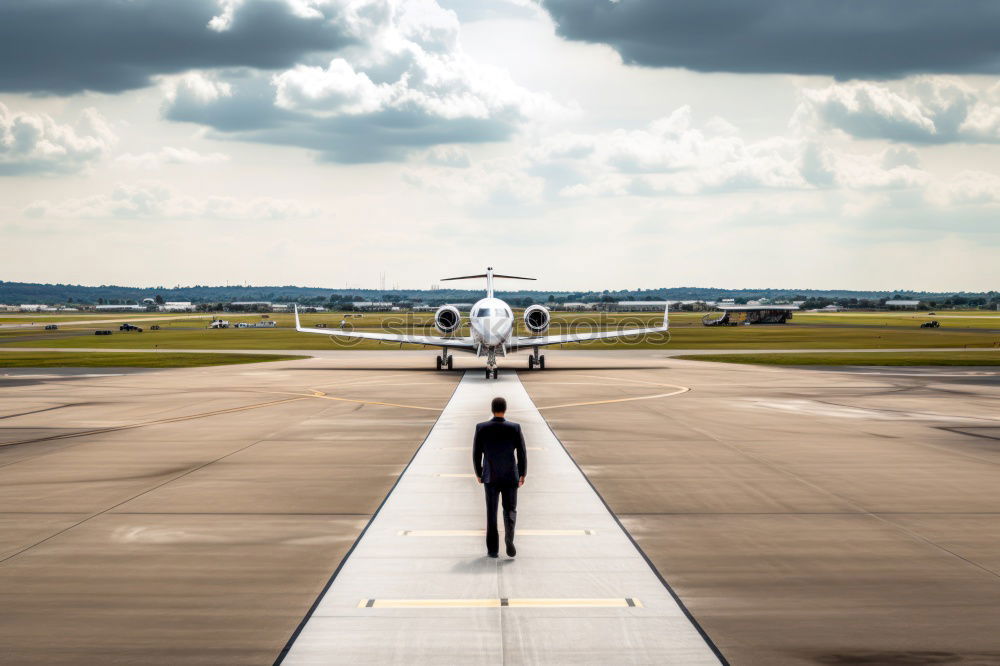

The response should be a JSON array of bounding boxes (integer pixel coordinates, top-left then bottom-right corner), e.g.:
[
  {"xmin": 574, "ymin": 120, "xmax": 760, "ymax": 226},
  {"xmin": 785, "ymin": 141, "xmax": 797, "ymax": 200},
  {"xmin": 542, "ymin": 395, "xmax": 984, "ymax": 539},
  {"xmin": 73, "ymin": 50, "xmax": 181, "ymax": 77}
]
[
  {"xmin": 278, "ymin": 371, "xmax": 721, "ymax": 665},
  {"xmin": 2, "ymin": 351, "xmax": 999, "ymax": 663}
]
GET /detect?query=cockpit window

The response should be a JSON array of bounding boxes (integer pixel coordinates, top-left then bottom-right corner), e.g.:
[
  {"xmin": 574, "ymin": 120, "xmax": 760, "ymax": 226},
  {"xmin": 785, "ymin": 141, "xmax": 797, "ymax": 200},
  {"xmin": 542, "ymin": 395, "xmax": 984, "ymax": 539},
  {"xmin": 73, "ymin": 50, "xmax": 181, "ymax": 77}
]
[{"xmin": 475, "ymin": 308, "xmax": 493, "ymax": 317}]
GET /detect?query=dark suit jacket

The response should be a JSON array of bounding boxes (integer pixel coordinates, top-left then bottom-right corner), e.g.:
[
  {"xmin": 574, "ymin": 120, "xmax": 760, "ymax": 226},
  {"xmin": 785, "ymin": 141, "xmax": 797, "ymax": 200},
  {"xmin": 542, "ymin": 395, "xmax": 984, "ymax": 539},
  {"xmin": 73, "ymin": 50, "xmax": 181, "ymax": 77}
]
[{"xmin": 473, "ymin": 416, "xmax": 527, "ymax": 484}]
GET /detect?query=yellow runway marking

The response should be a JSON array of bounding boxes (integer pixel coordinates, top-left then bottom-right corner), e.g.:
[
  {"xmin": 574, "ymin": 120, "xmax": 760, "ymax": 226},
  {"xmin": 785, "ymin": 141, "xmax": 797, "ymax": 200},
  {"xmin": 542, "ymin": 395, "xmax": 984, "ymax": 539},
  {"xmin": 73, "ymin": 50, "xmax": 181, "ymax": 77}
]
[
  {"xmin": 359, "ymin": 598, "xmax": 640, "ymax": 609},
  {"xmin": 306, "ymin": 389, "xmax": 443, "ymax": 411},
  {"xmin": 399, "ymin": 529, "xmax": 595, "ymax": 536},
  {"xmin": 537, "ymin": 385, "xmax": 689, "ymax": 410},
  {"xmin": 251, "ymin": 389, "xmax": 442, "ymax": 412},
  {"xmin": 438, "ymin": 446, "xmax": 543, "ymax": 451}
]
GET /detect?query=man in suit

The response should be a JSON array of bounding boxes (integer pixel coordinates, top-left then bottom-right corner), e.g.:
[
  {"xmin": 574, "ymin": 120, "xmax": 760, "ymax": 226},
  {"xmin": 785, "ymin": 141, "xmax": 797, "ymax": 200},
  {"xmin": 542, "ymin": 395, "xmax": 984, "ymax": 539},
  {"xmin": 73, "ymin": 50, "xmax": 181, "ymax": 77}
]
[{"xmin": 473, "ymin": 396, "xmax": 527, "ymax": 558}]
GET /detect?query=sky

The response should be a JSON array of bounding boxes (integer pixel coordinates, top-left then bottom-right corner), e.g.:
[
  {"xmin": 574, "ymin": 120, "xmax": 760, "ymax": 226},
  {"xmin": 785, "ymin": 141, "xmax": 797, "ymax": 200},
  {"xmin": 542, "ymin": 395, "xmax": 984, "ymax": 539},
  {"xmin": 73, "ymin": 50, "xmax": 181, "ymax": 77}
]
[{"xmin": 1, "ymin": 0, "xmax": 999, "ymax": 292}]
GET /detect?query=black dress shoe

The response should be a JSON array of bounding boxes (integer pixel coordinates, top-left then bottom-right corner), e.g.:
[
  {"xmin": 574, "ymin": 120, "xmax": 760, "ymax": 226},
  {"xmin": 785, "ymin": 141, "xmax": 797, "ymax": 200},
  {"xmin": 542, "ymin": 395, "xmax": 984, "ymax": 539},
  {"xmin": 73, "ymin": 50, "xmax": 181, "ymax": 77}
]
[
  {"xmin": 506, "ymin": 543, "xmax": 516, "ymax": 557},
  {"xmin": 487, "ymin": 552, "xmax": 499, "ymax": 558}
]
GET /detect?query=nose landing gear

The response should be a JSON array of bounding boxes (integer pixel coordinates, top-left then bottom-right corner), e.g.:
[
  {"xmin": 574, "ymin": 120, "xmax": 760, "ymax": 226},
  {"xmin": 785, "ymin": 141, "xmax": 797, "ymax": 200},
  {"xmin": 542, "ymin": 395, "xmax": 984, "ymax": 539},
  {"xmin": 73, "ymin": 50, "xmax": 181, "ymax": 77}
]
[
  {"xmin": 528, "ymin": 347, "xmax": 545, "ymax": 370},
  {"xmin": 435, "ymin": 351, "xmax": 453, "ymax": 371},
  {"xmin": 484, "ymin": 347, "xmax": 499, "ymax": 379}
]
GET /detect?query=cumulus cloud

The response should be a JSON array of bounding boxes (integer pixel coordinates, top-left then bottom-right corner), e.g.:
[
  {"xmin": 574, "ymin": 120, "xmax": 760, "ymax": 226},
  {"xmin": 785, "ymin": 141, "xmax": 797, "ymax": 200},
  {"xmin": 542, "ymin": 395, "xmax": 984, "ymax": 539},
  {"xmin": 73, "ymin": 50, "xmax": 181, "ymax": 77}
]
[
  {"xmin": 161, "ymin": 0, "xmax": 561, "ymax": 162},
  {"xmin": 795, "ymin": 78, "xmax": 1000, "ymax": 144},
  {"xmin": 927, "ymin": 171, "xmax": 1000, "ymax": 206},
  {"xmin": 406, "ymin": 108, "xmax": 933, "ymax": 206},
  {"xmin": 0, "ymin": 0, "xmax": 354, "ymax": 94},
  {"xmin": 23, "ymin": 183, "xmax": 319, "ymax": 220},
  {"xmin": 540, "ymin": 0, "xmax": 1000, "ymax": 80},
  {"xmin": 115, "ymin": 147, "xmax": 230, "ymax": 170},
  {"xmin": 0, "ymin": 104, "xmax": 116, "ymax": 176}
]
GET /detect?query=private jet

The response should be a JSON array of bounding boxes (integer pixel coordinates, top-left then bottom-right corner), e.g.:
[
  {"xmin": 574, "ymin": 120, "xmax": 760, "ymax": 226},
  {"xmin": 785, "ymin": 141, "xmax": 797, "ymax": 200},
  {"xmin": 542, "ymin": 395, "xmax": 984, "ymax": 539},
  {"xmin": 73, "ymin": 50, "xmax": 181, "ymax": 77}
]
[{"xmin": 295, "ymin": 267, "xmax": 669, "ymax": 379}]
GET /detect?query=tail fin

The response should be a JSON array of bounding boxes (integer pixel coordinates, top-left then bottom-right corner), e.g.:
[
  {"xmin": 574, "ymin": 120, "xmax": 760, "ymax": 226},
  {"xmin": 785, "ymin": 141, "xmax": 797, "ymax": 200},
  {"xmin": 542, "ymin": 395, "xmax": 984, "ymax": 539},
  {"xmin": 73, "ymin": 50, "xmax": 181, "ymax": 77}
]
[
  {"xmin": 440, "ymin": 267, "xmax": 535, "ymax": 298},
  {"xmin": 663, "ymin": 302, "xmax": 670, "ymax": 330},
  {"xmin": 294, "ymin": 304, "xmax": 302, "ymax": 331}
]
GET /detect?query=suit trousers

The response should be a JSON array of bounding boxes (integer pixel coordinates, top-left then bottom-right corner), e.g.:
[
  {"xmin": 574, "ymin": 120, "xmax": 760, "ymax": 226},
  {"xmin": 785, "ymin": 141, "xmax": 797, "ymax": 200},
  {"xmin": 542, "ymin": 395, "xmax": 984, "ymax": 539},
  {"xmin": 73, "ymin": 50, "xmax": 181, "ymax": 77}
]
[{"xmin": 484, "ymin": 481, "xmax": 517, "ymax": 555}]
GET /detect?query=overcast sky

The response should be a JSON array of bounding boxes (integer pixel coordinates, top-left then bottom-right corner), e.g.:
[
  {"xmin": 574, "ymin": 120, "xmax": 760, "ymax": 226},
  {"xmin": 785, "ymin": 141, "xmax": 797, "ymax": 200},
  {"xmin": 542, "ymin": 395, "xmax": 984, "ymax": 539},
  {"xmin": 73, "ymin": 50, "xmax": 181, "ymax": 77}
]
[{"xmin": 2, "ymin": 0, "xmax": 999, "ymax": 291}]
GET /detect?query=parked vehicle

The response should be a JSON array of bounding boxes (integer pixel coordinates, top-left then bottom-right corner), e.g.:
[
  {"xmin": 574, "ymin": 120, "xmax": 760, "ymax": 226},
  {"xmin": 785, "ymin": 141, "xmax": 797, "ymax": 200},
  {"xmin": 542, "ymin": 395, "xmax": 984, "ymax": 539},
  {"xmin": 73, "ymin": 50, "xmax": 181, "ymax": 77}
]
[
  {"xmin": 95, "ymin": 330, "xmax": 112, "ymax": 335},
  {"xmin": 119, "ymin": 323, "xmax": 143, "ymax": 332},
  {"xmin": 315, "ymin": 322, "xmax": 328, "ymax": 328},
  {"xmin": 150, "ymin": 325, "xmax": 160, "ymax": 330},
  {"xmin": 920, "ymin": 320, "xmax": 940, "ymax": 328},
  {"xmin": 209, "ymin": 320, "xmax": 230, "ymax": 329},
  {"xmin": 44, "ymin": 324, "xmax": 58, "ymax": 330}
]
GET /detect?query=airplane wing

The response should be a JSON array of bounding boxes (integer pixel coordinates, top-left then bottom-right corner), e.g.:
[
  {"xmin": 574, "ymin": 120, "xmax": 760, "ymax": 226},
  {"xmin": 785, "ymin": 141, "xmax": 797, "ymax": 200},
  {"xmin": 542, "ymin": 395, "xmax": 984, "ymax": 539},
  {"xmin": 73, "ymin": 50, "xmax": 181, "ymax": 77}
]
[
  {"xmin": 294, "ymin": 306, "xmax": 477, "ymax": 350},
  {"xmin": 509, "ymin": 304, "xmax": 669, "ymax": 351}
]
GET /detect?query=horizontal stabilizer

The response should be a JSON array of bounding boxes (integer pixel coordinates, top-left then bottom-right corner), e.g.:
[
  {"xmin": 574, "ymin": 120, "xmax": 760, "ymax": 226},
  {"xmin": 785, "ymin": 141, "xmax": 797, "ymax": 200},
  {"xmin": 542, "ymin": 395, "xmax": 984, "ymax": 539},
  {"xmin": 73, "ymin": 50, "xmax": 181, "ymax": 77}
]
[{"xmin": 441, "ymin": 273, "xmax": 535, "ymax": 281}]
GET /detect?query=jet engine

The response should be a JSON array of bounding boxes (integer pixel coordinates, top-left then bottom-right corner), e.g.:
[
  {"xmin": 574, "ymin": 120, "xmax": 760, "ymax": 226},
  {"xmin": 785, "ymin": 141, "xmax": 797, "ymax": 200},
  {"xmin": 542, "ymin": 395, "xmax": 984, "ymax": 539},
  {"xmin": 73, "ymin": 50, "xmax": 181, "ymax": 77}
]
[
  {"xmin": 523, "ymin": 304, "xmax": 550, "ymax": 335},
  {"xmin": 434, "ymin": 305, "xmax": 461, "ymax": 334}
]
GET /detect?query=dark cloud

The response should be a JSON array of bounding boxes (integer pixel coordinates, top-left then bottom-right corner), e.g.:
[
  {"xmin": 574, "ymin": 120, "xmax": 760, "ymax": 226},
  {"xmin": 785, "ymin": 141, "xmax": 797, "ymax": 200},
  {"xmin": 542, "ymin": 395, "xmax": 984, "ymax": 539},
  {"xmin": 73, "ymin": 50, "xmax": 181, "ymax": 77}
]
[
  {"xmin": 0, "ymin": 0, "xmax": 352, "ymax": 94},
  {"xmin": 540, "ymin": 0, "xmax": 1000, "ymax": 80},
  {"xmin": 163, "ymin": 73, "xmax": 515, "ymax": 163}
]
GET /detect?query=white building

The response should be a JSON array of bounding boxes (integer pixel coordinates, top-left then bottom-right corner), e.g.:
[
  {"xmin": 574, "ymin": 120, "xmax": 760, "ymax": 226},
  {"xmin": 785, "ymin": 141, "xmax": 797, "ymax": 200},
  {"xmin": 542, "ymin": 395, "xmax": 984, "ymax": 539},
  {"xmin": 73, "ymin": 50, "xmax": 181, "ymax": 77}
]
[
  {"xmin": 351, "ymin": 301, "xmax": 394, "ymax": 311},
  {"xmin": 610, "ymin": 300, "xmax": 675, "ymax": 312},
  {"xmin": 95, "ymin": 304, "xmax": 145, "ymax": 311},
  {"xmin": 161, "ymin": 301, "xmax": 195, "ymax": 312},
  {"xmin": 885, "ymin": 299, "xmax": 921, "ymax": 309}
]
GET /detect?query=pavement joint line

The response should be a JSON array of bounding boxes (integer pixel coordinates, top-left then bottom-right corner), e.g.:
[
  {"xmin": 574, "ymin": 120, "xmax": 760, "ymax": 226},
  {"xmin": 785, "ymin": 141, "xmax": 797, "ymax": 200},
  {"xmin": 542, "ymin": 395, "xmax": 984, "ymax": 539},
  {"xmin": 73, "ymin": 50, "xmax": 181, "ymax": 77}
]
[
  {"xmin": 398, "ymin": 529, "xmax": 596, "ymax": 536},
  {"xmin": 685, "ymin": 422, "xmax": 1000, "ymax": 583},
  {"xmin": 0, "ymin": 395, "xmax": 310, "ymax": 453},
  {"xmin": 357, "ymin": 598, "xmax": 642, "ymax": 609}
]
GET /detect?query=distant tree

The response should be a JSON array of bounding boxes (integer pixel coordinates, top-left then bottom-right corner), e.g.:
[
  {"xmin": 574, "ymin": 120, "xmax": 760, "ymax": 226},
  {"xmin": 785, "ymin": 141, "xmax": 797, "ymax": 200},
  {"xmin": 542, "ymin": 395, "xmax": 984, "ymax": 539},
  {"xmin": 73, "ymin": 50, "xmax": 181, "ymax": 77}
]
[{"xmin": 155, "ymin": 294, "xmax": 164, "ymax": 305}]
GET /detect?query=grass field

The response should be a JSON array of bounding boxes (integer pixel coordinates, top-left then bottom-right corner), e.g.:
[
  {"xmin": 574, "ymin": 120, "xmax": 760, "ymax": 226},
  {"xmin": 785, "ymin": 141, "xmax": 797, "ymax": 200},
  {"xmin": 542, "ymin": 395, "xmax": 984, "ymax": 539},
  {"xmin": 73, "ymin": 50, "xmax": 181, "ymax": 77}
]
[
  {"xmin": 0, "ymin": 352, "xmax": 308, "ymax": 368},
  {"xmin": 0, "ymin": 310, "xmax": 997, "ymax": 353},
  {"xmin": 675, "ymin": 351, "xmax": 1000, "ymax": 366}
]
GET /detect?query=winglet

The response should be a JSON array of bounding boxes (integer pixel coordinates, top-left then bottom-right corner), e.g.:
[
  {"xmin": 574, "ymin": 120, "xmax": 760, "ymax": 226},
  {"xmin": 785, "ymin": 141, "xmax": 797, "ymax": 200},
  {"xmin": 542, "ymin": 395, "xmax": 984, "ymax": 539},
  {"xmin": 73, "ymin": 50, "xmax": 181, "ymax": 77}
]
[{"xmin": 294, "ymin": 304, "xmax": 302, "ymax": 331}]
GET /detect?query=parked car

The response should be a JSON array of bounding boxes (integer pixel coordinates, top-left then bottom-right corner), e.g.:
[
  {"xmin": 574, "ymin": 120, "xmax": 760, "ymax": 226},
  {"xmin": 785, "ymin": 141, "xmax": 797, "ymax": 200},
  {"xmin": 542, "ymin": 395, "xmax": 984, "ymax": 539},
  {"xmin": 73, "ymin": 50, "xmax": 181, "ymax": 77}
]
[
  {"xmin": 920, "ymin": 321, "xmax": 940, "ymax": 328},
  {"xmin": 44, "ymin": 324, "xmax": 58, "ymax": 330},
  {"xmin": 120, "ymin": 323, "xmax": 143, "ymax": 332},
  {"xmin": 315, "ymin": 322, "xmax": 328, "ymax": 328},
  {"xmin": 95, "ymin": 330, "xmax": 112, "ymax": 335},
  {"xmin": 150, "ymin": 325, "xmax": 160, "ymax": 330},
  {"xmin": 927, "ymin": 312, "xmax": 937, "ymax": 315}
]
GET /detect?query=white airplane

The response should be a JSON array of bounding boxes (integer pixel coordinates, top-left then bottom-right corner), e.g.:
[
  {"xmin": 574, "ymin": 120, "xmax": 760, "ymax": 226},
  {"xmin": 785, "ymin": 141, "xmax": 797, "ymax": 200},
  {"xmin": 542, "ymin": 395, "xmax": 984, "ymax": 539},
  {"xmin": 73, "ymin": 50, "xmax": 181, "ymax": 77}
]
[{"xmin": 295, "ymin": 267, "xmax": 669, "ymax": 379}]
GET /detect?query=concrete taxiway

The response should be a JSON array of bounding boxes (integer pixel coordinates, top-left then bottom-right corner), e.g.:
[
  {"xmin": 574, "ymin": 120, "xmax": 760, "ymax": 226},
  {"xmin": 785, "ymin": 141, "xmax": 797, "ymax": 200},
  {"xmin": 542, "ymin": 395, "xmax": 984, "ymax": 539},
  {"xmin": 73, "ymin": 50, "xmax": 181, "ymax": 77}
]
[
  {"xmin": 279, "ymin": 370, "xmax": 721, "ymax": 664},
  {"xmin": 2, "ymin": 351, "xmax": 999, "ymax": 664}
]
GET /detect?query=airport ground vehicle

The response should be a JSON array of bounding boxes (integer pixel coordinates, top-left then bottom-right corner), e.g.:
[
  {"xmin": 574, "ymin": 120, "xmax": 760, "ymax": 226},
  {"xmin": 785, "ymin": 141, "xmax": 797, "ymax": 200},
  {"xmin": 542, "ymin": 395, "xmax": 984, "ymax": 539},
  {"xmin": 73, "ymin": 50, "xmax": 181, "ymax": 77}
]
[
  {"xmin": 921, "ymin": 321, "xmax": 940, "ymax": 328},
  {"xmin": 150, "ymin": 325, "xmax": 160, "ymax": 330},
  {"xmin": 44, "ymin": 324, "xmax": 57, "ymax": 330},
  {"xmin": 209, "ymin": 320, "xmax": 230, "ymax": 329},
  {"xmin": 119, "ymin": 323, "xmax": 143, "ymax": 332},
  {"xmin": 95, "ymin": 330, "xmax": 112, "ymax": 336}
]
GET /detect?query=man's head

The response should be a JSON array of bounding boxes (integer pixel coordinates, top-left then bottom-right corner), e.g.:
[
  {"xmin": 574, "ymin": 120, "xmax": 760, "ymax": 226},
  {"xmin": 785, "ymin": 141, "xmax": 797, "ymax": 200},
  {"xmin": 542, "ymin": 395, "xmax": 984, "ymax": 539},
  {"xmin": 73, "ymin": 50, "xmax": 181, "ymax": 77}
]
[{"xmin": 491, "ymin": 396, "xmax": 507, "ymax": 416}]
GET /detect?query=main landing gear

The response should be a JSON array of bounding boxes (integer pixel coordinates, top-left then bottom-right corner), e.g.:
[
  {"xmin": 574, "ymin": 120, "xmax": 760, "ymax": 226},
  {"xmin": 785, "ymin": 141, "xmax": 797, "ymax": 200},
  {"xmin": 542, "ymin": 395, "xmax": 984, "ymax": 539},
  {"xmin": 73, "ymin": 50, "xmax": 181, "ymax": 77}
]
[
  {"xmin": 527, "ymin": 347, "xmax": 545, "ymax": 370},
  {"xmin": 485, "ymin": 367, "xmax": 498, "ymax": 380},
  {"xmin": 435, "ymin": 351, "xmax": 453, "ymax": 371}
]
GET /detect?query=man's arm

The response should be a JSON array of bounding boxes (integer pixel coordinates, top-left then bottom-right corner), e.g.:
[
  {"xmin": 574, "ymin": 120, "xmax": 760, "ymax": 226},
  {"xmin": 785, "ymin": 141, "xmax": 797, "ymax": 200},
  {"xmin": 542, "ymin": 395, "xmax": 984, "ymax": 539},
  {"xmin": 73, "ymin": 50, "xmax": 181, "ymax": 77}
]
[
  {"xmin": 473, "ymin": 424, "xmax": 484, "ymax": 482},
  {"xmin": 516, "ymin": 424, "xmax": 527, "ymax": 484}
]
